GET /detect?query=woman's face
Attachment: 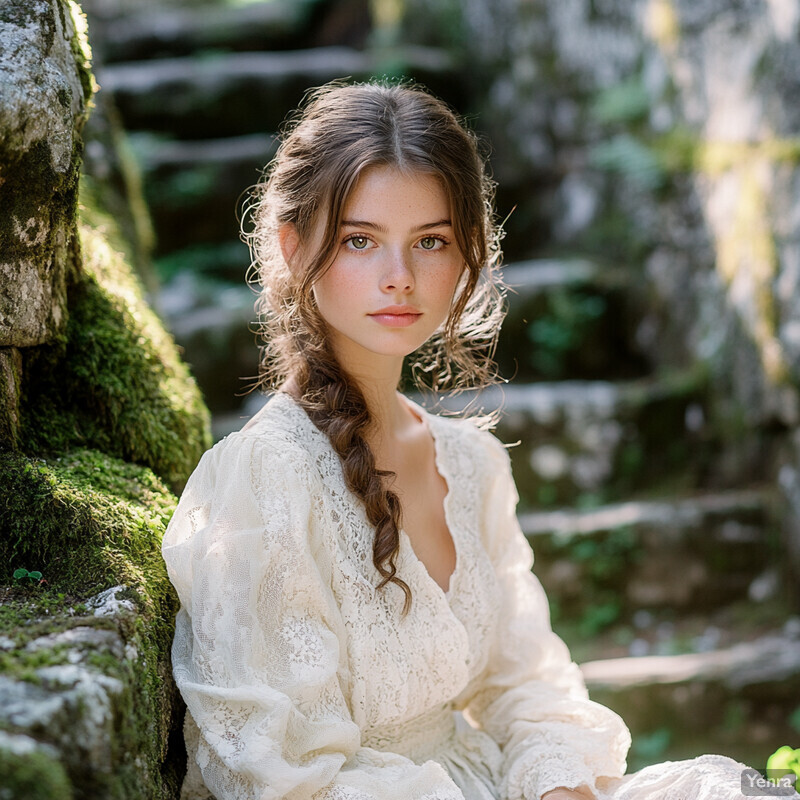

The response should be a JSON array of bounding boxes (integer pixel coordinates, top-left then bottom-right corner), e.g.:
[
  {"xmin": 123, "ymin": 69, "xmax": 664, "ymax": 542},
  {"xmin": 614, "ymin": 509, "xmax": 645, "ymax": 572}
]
[{"xmin": 292, "ymin": 166, "xmax": 465, "ymax": 372}]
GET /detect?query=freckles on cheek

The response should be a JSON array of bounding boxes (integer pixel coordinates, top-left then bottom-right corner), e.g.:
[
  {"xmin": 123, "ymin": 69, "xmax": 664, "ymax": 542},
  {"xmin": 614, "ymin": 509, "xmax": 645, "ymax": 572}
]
[
  {"xmin": 324, "ymin": 267, "xmax": 364, "ymax": 295},
  {"xmin": 316, "ymin": 271, "xmax": 361, "ymax": 306},
  {"xmin": 438, "ymin": 266, "xmax": 465, "ymax": 299}
]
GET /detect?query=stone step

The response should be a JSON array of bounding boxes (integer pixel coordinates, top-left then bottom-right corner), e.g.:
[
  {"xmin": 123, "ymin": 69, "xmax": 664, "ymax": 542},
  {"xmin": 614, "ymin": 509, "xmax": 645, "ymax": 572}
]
[
  {"xmin": 128, "ymin": 132, "xmax": 277, "ymax": 257},
  {"xmin": 523, "ymin": 487, "xmax": 784, "ymax": 622},
  {"xmin": 495, "ymin": 259, "xmax": 650, "ymax": 381},
  {"xmin": 90, "ymin": 0, "xmax": 329, "ymax": 63},
  {"xmin": 97, "ymin": 46, "xmax": 462, "ymax": 138},
  {"xmin": 579, "ymin": 627, "xmax": 800, "ymax": 770},
  {"xmin": 156, "ymin": 272, "xmax": 258, "ymax": 414},
  {"xmin": 421, "ymin": 364, "xmax": 715, "ymax": 508}
]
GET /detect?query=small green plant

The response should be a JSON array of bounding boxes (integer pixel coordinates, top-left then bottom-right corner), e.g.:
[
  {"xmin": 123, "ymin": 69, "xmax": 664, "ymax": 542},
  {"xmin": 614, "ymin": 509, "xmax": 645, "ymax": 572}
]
[
  {"xmin": 12, "ymin": 568, "xmax": 44, "ymax": 586},
  {"xmin": 766, "ymin": 746, "xmax": 800, "ymax": 790}
]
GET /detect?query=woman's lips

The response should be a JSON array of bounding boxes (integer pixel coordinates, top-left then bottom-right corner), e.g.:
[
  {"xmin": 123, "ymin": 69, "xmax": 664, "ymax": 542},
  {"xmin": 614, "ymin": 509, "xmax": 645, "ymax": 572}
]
[{"xmin": 368, "ymin": 312, "xmax": 423, "ymax": 327}]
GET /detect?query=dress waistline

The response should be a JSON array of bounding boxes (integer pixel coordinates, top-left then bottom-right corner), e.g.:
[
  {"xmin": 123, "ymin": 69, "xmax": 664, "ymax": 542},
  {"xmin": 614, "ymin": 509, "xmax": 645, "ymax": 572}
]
[{"xmin": 361, "ymin": 704, "xmax": 457, "ymax": 763}]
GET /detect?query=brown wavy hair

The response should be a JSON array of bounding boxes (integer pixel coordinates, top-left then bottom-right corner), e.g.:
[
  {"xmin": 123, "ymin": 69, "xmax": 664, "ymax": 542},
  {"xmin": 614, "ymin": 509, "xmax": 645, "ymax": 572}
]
[{"xmin": 242, "ymin": 79, "xmax": 507, "ymax": 615}]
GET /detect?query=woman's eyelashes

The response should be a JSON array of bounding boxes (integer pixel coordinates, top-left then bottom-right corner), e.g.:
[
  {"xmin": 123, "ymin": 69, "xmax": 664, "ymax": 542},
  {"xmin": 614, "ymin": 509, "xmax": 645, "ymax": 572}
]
[
  {"xmin": 418, "ymin": 235, "xmax": 449, "ymax": 251},
  {"xmin": 340, "ymin": 233, "xmax": 450, "ymax": 252},
  {"xmin": 342, "ymin": 234, "xmax": 374, "ymax": 251}
]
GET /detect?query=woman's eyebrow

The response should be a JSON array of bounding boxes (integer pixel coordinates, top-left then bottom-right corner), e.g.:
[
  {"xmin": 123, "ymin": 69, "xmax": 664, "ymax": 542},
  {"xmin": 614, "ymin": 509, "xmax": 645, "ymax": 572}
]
[{"xmin": 341, "ymin": 219, "xmax": 452, "ymax": 232}]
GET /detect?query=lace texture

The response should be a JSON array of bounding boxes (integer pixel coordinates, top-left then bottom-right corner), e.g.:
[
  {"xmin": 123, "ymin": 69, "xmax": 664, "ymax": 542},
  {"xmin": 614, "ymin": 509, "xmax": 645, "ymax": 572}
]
[{"xmin": 163, "ymin": 391, "xmax": 762, "ymax": 800}]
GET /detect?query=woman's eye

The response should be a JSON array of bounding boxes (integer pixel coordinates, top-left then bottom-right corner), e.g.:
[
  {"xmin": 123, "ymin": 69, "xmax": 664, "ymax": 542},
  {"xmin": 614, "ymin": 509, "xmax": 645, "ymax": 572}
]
[
  {"xmin": 347, "ymin": 236, "xmax": 370, "ymax": 250},
  {"xmin": 419, "ymin": 237, "xmax": 442, "ymax": 250}
]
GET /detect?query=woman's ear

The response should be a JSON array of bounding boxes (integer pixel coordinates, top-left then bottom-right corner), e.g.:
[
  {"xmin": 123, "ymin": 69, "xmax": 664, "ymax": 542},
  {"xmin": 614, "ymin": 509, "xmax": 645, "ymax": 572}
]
[{"xmin": 278, "ymin": 223, "xmax": 301, "ymax": 272}]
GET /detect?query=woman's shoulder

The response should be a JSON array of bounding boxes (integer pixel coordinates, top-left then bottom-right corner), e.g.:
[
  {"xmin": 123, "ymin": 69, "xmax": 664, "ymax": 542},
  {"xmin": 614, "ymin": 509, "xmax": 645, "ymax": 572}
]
[
  {"xmin": 238, "ymin": 391, "xmax": 320, "ymax": 448},
  {"xmin": 194, "ymin": 392, "xmax": 321, "ymax": 484}
]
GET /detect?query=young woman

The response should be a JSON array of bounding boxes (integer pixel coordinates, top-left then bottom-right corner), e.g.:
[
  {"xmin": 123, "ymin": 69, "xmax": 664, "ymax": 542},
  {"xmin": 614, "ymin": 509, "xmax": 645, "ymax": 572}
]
[{"xmin": 161, "ymin": 80, "xmax": 758, "ymax": 800}]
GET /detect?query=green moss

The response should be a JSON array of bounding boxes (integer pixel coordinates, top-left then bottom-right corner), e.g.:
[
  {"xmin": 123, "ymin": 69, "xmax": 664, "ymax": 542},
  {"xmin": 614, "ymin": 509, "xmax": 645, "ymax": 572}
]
[
  {"xmin": 0, "ymin": 640, "xmax": 77, "ymax": 682},
  {"xmin": 67, "ymin": 0, "xmax": 96, "ymax": 118},
  {"xmin": 21, "ymin": 207, "xmax": 212, "ymax": 493},
  {"xmin": 1, "ymin": 5, "xmax": 201, "ymax": 792},
  {"xmin": 0, "ymin": 744, "xmax": 73, "ymax": 800},
  {"xmin": 0, "ymin": 448, "xmax": 185, "ymax": 798},
  {"xmin": 78, "ymin": 174, "xmax": 155, "ymax": 291},
  {"xmin": 0, "ymin": 449, "xmax": 175, "ymax": 592}
]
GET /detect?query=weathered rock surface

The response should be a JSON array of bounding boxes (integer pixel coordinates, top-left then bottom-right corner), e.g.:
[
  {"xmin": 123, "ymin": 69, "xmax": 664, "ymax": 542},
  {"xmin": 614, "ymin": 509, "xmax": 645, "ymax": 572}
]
[
  {"xmin": 407, "ymin": 0, "xmax": 800, "ymax": 433},
  {"xmin": 407, "ymin": 0, "xmax": 800, "ymax": 584},
  {"xmin": 0, "ymin": 0, "xmax": 93, "ymax": 347}
]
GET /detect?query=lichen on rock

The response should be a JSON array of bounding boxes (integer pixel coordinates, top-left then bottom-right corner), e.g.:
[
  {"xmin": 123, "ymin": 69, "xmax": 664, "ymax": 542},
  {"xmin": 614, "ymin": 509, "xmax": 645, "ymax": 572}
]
[{"xmin": 0, "ymin": 0, "xmax": 95, "ymax": 348}]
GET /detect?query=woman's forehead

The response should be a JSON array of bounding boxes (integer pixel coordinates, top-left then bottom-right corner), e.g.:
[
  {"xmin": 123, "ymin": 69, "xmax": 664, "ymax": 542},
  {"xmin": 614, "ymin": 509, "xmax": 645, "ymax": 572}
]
[{"xmin": 342, "ymin": 166, "xmax": 451, "ymax": 222}]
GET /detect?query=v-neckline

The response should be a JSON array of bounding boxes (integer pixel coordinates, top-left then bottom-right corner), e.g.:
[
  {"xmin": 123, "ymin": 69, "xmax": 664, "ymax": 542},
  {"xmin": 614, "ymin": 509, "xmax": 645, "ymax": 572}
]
[
  {"xmin": 397, "ymin": 395, "xmax": 460, "ymax": 603},
  {"xmin": 271, "ymin": 390, "xmax": 460, "ymax": 605}
]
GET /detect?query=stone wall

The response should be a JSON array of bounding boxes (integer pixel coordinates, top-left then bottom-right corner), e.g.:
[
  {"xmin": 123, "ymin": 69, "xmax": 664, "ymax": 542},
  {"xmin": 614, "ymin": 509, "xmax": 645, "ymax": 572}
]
[
  {"xmin": 0, "ymin": 1, "xmax": 211, "ymax": 796},
  {"xmin": 403, "ymin": 0, "xmax": 800, "ymax": 578}
]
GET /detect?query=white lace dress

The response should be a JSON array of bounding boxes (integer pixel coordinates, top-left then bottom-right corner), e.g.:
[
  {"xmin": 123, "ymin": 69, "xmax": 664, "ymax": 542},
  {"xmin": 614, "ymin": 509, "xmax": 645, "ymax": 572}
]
[{"xmin": 162, "ymin": 390, "xmax": 764, "ymax": 800}]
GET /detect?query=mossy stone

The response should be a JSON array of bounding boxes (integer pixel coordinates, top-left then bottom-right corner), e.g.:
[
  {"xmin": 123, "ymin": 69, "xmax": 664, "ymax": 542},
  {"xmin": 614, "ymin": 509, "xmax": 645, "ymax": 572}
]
[
  {"xmin": 0, "ymin": 449, "xmax": 186, "ymax": 798},
  {"xmin": 21, "ymin": 196, "xmax": 212, "ymax": 493}
]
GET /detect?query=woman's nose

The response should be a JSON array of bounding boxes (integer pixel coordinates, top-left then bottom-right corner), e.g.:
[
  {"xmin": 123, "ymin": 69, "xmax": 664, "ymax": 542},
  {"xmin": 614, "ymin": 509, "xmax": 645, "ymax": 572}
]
[{"xmin": 381, "ymin": 248, "xmax": 415, "ymax": 292}]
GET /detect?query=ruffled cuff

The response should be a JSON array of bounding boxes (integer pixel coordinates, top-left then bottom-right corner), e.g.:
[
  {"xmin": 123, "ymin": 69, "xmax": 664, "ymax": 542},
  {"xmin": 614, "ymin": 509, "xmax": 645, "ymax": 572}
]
[{"xmin": 504, "ymin": 746, "xmax": 599, "ymax": 800}]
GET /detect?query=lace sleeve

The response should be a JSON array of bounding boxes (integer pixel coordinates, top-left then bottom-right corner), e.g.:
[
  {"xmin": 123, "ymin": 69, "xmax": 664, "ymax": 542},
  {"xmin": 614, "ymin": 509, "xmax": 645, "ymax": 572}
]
[
  {"xmin": 466, "ymin": 434, "xmax": 632, "ymax": 800},
  {"xmin": 161, "ymin": 432, "xmax": 465, "ymax": 800}
]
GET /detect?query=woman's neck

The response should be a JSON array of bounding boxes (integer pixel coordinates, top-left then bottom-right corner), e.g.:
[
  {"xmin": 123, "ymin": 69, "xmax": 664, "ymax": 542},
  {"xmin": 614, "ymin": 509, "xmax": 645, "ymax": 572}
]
[
  {"xmin": 281, "ymin": 363, "xmax": 416, "ymax": 444},
  {"xmin": 361, "ymin": 381, "xmax": 413, "ymax": 439}
]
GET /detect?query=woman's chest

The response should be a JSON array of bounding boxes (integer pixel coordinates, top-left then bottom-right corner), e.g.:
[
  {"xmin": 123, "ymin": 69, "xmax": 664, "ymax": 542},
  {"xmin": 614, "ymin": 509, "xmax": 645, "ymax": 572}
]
[
  {"xmin": 391, "ymin": 463, "xmax": 456, "ymax": 596},
  {"xmin": 314, "ymin": 471, "xmax": 501, "ymax": 729}
]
